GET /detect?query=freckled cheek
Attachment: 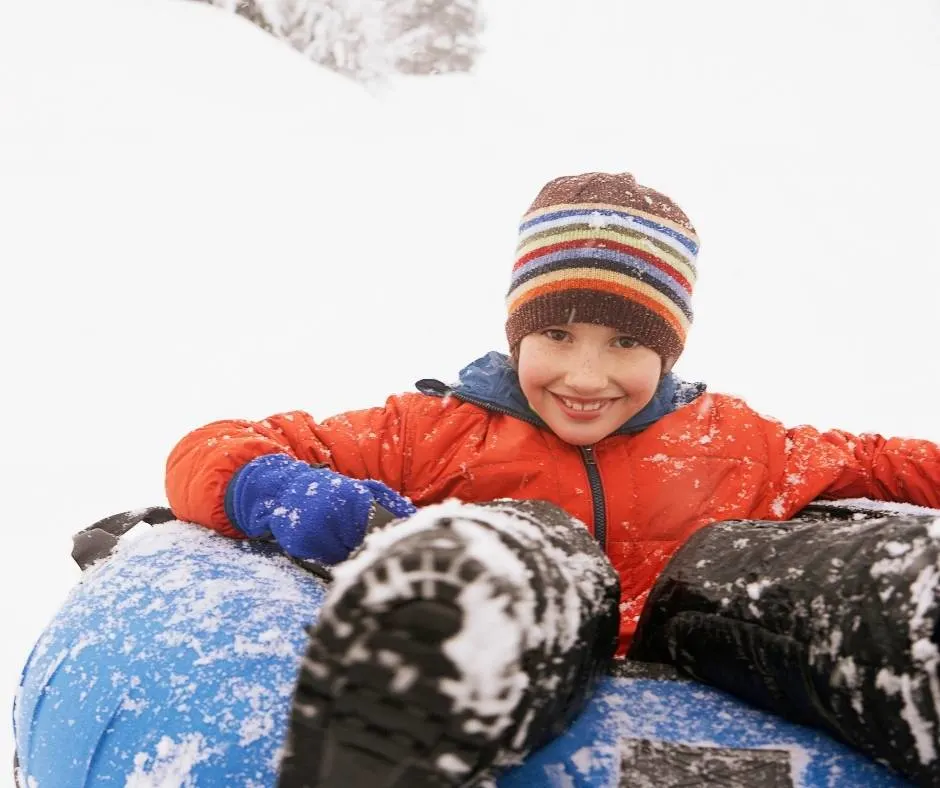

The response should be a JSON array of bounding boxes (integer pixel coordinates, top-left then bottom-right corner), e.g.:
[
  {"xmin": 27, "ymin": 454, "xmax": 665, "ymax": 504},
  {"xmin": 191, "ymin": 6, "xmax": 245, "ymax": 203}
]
[
  {"xmin": 633, "ymin": 374, "xmax": 658, "ymax": 395},
  {"xmin": 519, "ymin": 356, "xmax": 564, "ymax": 395},
  {"xmin": 625, "ymin": 384, "xmax": 654, "ymax": 406},
  {"xmin": 517, "ymin": 371, "xmax": 543, "ymax": 408},
  {"xmin": 621, "ymin": 361, "xmax": 661, "ymax": 399}
]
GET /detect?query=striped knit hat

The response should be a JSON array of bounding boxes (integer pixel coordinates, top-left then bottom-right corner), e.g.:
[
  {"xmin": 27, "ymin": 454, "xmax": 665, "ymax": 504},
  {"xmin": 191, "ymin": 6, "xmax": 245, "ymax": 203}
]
[{"xmin": 505, "ymin": 172, "xmax": 699, "ymax": 363}]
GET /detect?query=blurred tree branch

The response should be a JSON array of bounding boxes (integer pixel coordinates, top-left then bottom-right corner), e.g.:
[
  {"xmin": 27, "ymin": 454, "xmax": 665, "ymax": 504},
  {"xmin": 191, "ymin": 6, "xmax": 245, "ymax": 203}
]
[{"xmin": 198, "ymin": 0, "xmax": 484, "ymax": 82}]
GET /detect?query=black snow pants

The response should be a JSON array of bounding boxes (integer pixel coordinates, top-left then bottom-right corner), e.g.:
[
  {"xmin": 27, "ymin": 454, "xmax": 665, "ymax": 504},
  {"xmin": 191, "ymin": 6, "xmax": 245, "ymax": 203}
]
[{"xmin": 630, "ymin": 504, "xmax": 940, "ymax": 786}]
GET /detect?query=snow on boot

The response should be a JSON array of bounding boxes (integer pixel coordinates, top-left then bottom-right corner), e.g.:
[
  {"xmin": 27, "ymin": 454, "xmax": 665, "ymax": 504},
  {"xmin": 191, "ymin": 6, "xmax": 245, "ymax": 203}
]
[
  {"xmin": 277, "ymin": 499, "xmax": 620, "ymax": 788},
  {"xmin": 630, "ymin": 510, "xmax": 940, "ymax": 786}
]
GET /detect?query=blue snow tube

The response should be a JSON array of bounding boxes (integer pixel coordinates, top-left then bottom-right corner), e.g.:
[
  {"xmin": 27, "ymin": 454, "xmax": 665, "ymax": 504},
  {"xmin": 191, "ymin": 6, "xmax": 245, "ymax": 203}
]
[{"xmin": 13, "ymin": 520, "xmax": 910, "ymax": 787}]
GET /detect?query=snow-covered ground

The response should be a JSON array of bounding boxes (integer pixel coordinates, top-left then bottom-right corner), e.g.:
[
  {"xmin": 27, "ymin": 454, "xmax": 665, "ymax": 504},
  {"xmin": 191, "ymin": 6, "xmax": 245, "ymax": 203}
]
[{"xmin": 3, "ymin": 0, "xmax": 940, "ymax": 776}]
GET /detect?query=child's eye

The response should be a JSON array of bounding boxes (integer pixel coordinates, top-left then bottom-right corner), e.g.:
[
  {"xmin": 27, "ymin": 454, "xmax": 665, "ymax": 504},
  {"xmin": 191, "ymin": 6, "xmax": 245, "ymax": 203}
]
[
  {"xmin": 543, "ymin": 329, "xmax": 570, "ymax": 342},
  {"xmin": 614, "ymin": 336, "xmax": 640, "ymax": 349}
]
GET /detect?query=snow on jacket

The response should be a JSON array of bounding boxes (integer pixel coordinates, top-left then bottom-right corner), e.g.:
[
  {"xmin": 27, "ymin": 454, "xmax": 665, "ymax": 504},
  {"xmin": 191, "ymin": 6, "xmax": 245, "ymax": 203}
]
[{"xmin": 165, "ymin": 351, "xmax": 940, "ymax": 651}]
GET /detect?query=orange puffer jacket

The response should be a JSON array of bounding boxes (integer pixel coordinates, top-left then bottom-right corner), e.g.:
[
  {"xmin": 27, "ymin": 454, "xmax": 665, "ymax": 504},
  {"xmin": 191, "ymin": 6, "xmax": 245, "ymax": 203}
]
[{"xmin": 166, "ymin": 355, "xmax": 940, "ymax": 652}]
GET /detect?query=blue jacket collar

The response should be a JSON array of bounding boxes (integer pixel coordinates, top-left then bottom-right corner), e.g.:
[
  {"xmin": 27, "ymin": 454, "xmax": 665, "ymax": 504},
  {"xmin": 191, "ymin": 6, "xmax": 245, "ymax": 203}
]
[{"xmin": 416, "ymin": 351, "xmax": 705, "ymax": 436}]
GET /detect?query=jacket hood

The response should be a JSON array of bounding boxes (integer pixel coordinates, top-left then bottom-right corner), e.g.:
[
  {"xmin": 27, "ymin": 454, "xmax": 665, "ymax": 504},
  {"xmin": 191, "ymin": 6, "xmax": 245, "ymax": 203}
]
[{"xmin": 417, "ymin": 351, "xmax": 706, "ymax": 436}]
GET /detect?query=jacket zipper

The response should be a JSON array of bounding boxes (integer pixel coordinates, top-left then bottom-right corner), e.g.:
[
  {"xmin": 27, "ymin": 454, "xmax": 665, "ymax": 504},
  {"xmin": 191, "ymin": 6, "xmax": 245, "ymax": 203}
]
[
  {"xmin": 443, "ymin": 387, "xmax": 610, "ymax": 551},
  {"xmin": 579, "ymin": 445, "xmax": 608, "ymax": 551},
  {"xmin": 443, "ymin": 390, "xmax": 543, "ymax": 427}
]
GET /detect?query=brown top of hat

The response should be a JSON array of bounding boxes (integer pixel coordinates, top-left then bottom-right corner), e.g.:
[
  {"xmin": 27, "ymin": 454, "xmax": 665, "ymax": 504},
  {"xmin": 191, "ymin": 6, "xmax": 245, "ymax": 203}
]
[{"xmin": 526, "ymin": 172, "xmax": 696, "ymax": 235}]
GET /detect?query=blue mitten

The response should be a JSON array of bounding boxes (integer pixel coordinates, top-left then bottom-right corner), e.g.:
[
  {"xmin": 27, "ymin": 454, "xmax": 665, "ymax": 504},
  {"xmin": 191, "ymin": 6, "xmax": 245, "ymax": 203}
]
[{"xmin": 223, "ymin": 453, "xmax": 416, "ymax": 564}]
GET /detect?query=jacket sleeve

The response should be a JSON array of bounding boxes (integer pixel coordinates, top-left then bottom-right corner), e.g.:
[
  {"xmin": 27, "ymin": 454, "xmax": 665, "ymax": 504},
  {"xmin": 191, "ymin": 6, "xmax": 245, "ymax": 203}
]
[
  {"xmin": 814, "ymin": 430, "xmax": 940, "ymax": 507},
  {"xmin": 760, "ymin": 419, "xmax": 940, "ymax": 516},
  {"xmin": 165, "ymin": 393, "xmax": 426, "ymax": 537}
]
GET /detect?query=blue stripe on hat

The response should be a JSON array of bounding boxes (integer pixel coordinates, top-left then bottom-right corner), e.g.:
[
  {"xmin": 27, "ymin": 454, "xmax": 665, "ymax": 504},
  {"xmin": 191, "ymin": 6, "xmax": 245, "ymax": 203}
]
[
  {"xmin": 510, "ymin": 247, "xmax": 692, "ymax": 317},
  {"xmin": 520, "ymin": 207, "xmax": 699, "ymax": 256}
]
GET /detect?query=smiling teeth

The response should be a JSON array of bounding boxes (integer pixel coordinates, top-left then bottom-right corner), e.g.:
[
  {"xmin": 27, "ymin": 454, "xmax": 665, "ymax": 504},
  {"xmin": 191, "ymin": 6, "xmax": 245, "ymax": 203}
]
[{"xmin": 562, "ymin": 398, "xmax": 605, "ymax": 411}]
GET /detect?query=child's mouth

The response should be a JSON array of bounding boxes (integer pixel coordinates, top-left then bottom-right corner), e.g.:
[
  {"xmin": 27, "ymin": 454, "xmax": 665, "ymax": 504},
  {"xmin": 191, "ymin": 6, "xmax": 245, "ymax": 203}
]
[{"xmin": 552, "ymin": 394, "xmax": 613, "ymax": 420}]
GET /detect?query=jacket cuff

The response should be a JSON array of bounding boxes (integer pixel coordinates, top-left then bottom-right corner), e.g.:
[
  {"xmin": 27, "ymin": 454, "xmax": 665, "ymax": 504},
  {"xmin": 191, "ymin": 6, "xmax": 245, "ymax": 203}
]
[{"xmin": 222, "ymin": 464, "xmax": 249, "ymax": 536}]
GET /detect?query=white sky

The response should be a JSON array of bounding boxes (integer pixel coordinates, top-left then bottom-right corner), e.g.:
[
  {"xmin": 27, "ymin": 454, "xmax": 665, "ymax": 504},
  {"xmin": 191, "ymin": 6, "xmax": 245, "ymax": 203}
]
[{"xmin": 2, "ymin": 0, "xmax": 940, "ymax": 773}]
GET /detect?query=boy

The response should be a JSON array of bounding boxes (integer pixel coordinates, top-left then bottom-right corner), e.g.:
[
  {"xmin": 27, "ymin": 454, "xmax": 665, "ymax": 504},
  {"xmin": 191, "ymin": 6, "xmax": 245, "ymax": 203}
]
[{"xmin": 166, "ymin": 172, "xmax": 940, "ymax": 786}]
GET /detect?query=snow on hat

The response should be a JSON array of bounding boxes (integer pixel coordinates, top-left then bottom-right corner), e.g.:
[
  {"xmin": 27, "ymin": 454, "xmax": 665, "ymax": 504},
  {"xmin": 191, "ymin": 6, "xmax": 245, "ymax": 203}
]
[{"xmin": 505, "ymin": 172, "xmax": 699, "ymax": 364}]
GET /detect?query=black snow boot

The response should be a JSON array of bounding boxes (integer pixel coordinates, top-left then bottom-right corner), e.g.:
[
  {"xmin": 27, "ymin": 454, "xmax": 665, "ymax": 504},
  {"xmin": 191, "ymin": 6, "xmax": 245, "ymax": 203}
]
[
  {"xmin": 630, "ymin": 508, "xmax": 940, "ymax": 786},
  {"xmin": 277, "ymin": 499, "xmax": 620, "ymax": 788}
]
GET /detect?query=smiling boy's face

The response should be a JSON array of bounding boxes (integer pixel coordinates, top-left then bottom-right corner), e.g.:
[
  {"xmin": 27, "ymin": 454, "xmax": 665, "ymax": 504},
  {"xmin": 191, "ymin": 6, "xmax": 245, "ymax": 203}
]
[{"xmin": 517, "ymin": 323, "xmax": 663, "ymax": 446}]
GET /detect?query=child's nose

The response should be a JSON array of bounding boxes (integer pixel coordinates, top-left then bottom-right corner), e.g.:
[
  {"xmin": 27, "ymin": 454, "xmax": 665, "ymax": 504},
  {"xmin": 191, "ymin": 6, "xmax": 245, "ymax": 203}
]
[{"xmin": 564, "ymin": 358, "xmax": 607, "ymax": 393}]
